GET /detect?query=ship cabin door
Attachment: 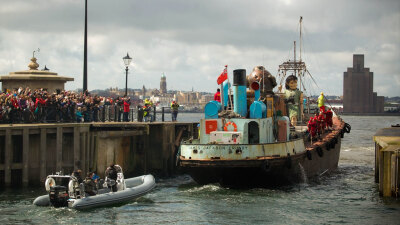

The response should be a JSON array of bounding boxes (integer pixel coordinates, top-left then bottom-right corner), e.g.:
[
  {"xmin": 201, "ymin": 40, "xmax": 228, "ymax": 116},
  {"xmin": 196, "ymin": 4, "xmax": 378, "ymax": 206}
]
[{"xmin": 248, "ymin": 121, "xmax": 259, "ymax": 144}]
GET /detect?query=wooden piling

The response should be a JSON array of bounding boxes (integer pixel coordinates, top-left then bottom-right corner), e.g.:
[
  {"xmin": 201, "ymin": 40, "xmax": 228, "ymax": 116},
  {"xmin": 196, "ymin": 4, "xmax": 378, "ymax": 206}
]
[
  {"xmin": 374, "ymin": 126, "xmax": 400, "ymax": 198},
  {"xmin": 22, "ymin": 128, "xmax": 29, "ymax": 186}
]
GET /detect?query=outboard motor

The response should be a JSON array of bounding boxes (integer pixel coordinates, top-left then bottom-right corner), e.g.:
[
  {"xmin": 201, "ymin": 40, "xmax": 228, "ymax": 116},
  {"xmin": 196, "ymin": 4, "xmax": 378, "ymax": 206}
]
[{"xmin": 49, "ymin": 185, "xmax": 69, "ymax": 207}]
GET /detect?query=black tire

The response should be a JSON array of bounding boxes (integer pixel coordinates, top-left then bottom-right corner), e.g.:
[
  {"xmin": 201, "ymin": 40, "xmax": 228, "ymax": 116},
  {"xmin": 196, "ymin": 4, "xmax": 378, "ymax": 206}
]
[
  {"xmin": 330, "ymin": 139, "xmax": 336, "ymax": 149},
  {"xmin": 340, "ymin": 130, "xmax": 344, "ymax": 138},
  {"xmin": 316, "ymin": 147, "xmax": 323, "ymax": 157},
  {"xmin": 261, "ymin": 160, "xmax": 271, "ymax": 173},
  {"xmin": 326, "ymin": 142, "xmax": 331, "ymax": 151},
  {"xmin": 285, "ymin": 153, "xmax": 292, "ymax": 169},
  {"xmin": 344, "ymin": 123, "xmax": 351, "ymax": 133},
  {"xmin": 306, "ymin": 150, "xmax": 312, "ymax": 160}
]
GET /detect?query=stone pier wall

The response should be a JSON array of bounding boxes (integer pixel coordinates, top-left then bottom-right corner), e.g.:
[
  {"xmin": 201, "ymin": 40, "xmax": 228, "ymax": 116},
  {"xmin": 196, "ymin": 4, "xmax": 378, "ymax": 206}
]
[{"xmin": 0, "ymin": 122, "xmax": 197, "ymax": 187}]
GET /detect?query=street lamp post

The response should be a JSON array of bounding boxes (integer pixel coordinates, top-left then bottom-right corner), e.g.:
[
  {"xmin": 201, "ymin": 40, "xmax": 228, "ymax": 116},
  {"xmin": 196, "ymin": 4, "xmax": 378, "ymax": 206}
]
[{"xmin": 123, "ymin": 53, "xmax": 132, "ymax": 96}]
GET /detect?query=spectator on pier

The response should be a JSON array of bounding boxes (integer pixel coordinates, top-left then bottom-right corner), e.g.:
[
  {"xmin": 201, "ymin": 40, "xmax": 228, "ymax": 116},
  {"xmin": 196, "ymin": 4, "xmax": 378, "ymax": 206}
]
[
  {"xmin": 76, "ymin": 107, "xmax": 83, "ymax": 123},
  {"xmin": 123, "ymin": 96, "xmax": 131, "ymax": 122},
  {"xmin": 171, "ymin": 100, "xmax": 180, "ymax": 122},
  {"xmin": 143, "ymin": 99, "xmax": 153, "ymax": 122}
]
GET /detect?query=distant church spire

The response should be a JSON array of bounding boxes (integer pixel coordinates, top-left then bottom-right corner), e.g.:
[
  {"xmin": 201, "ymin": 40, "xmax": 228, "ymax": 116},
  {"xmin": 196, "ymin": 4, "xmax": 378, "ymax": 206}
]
[{"xmin": 160, "ymin": 73, "xmax": 167, "ymax": 94}]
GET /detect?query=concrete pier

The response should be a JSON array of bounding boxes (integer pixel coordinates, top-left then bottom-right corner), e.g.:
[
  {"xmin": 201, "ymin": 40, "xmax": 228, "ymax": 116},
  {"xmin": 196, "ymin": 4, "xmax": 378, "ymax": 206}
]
[
  {"xmin": 373, "ymin": 126, "xmax": 400, "ymax": 198},
  {"xmin": 0, "ymin": 122, "xmax": 197, "ymax": 187}
]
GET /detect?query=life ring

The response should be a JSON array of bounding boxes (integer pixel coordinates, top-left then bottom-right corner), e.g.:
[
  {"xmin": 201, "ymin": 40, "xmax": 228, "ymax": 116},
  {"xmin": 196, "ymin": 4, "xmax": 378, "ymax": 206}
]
[
  {"xmin": 224, "ymin": 121, "xmax": 238, "ymax": 132},
  {"xmin": 45, "ymin": 177, "xmax": 56, "ymax": 192}
]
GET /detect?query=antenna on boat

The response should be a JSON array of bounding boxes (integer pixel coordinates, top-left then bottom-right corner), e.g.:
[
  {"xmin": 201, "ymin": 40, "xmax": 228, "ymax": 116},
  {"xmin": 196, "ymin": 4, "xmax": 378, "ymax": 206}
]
[{"xmin": 277, "ymin": 16, "xmax": 306, "ymax": 93}]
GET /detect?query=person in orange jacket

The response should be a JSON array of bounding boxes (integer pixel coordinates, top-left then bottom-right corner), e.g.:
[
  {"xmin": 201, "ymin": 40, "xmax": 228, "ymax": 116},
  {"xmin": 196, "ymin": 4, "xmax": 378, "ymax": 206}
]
[
  {"xmin": 307, "ymin": 117, "xmax": 317, "ymax": 140},
  {"xmin": 325, "ymin": 107, "xmax": 333, "ymax": 131},
  {"xmin": 317, "ymin": 109, "xmax": 326, "ymax": 134}
]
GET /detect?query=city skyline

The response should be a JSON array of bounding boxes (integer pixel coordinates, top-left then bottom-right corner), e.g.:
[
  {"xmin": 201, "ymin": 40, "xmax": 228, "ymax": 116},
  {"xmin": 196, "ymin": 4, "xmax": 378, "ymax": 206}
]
[{"xmin": 0, "ymin": 0, "xmax": 399, "ymax": 97}]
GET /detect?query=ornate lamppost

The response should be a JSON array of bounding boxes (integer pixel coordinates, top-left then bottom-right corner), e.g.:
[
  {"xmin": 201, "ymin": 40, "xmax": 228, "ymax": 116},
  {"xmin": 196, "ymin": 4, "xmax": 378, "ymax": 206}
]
[{"xmin": 123, "ymin": 53, "xmax": 132, "ymax": 96}]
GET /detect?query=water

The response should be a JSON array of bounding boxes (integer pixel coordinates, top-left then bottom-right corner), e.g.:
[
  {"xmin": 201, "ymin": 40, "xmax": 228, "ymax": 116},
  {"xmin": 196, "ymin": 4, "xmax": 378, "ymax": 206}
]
[{"xmin": 1, "ymin": 115, "xmax": 400, "ymax": 224}]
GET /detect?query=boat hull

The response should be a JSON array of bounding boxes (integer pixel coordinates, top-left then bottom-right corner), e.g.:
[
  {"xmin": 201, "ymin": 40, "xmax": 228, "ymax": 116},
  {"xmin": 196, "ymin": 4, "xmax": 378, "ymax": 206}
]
[
  {"xmin": 179, "ymin": 118, "xmax": 346, "ymax": 187},
  {"xmin": 181, "ymin": 139, "xmax": 341, "ymax": 187}
]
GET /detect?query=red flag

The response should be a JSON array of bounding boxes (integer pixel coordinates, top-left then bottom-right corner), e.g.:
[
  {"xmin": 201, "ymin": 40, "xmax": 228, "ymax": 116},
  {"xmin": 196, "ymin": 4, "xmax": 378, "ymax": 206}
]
[{"xmin": 217, "ymin": 66, "xmax": 228, "ymax": 85}]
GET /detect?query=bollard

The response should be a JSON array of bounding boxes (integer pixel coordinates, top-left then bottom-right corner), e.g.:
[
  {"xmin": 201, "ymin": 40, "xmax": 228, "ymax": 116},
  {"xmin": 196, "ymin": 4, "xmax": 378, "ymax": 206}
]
[
  {"xmin": 137, "ymin": 106, "xmax": 143, "ymax": 122},
  {"xmin": 162, "ymin": 107, "xmax": 165, "ymax": 122},
  {"xmin": 153, "ymin": 106, "xmax": 156, "ymax": 122}
]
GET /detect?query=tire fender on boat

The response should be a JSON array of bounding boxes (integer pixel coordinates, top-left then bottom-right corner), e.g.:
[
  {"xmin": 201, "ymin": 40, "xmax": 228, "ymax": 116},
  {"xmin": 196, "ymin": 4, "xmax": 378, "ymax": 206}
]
[
  {"xmin": 306, "ymin": 150, "xmax": 312, "ymax": 160},
  {"xmin": 326, "ymin": 142, "xmax": 331, "ymax": 151},
  {"xmin": 340, "ymin": 130, "xmax": 344, "ymax": 138},
  {"xmin": 261, "ymin": 160, "xmax": 271, "ymax": 172},
  {"xmin": 285, "ymin": 153, "xmax": 292, "ymax": 169},
  {"xmin": 316, "ymin": 147, "xmax": 323, "ymax": 157},
  {"xmin": 344, "ymin": 123, "xmax": 351, "ymax": 133}
]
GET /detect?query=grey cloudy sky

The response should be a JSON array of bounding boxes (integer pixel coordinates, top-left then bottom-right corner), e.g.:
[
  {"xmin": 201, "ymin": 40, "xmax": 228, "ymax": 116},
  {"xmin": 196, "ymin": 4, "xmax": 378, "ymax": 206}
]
[{"xmin": 0, "ymin": 0, "xmax": 399, "ymax": 97}]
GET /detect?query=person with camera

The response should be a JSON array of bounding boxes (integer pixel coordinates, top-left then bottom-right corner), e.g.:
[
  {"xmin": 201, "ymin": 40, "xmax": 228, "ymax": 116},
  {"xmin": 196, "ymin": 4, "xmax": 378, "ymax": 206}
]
[{"xmin": 123, "ymin": 96, "xmax": 131, "ymax": 122}]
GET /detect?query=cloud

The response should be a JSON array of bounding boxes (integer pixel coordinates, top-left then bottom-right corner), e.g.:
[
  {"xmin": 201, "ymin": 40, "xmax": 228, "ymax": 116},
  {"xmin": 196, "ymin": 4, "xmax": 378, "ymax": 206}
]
[{"xmin": 0, "ymin": 0, "xmax": 399, "ymax": 97}]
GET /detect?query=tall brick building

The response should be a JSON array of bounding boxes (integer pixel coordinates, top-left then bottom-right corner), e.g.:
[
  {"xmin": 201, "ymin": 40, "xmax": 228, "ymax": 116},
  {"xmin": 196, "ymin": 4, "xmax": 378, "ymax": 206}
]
[
  {"xmin": 343, "ymin": 54, "xmax": 384, "ymax": 113},
  {"xmin": 160, "ymin": 73, "xmax": 167, "ymax": 94}
]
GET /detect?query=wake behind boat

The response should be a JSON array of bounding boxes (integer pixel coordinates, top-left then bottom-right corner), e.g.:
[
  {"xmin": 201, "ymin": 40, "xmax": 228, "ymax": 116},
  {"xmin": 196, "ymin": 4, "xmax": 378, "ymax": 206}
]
[{"xmin": 33, "ymin": 166, "xmax": 156, "ymax": 210}]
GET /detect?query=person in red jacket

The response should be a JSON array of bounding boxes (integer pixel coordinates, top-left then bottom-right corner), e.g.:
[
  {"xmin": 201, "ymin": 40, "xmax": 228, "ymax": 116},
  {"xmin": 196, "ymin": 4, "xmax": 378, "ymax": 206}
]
[
  {"xmin": 214, "ymin": 88, "xmax": 221, "ymax": 102},
  {"xmin": 123, "ymin": 96, "xmax": 131, "ymax": 122},
  {"xmin": 317, "ymin": 109, "xmax": 326, "ymax": 134},
  {"xmin": 325, "ymin": 107, "xmax": 333, "ymax": 131},
  {"xmin": 307, "ymin": 117, "xmax": 317, "ymax": 141}
]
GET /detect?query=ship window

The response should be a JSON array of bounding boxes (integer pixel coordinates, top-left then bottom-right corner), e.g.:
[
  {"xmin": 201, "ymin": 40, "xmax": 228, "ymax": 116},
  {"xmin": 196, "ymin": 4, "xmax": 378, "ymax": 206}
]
[{"xmin": 248, "ymin": 121, "xmax": 259, "ymax": 144}]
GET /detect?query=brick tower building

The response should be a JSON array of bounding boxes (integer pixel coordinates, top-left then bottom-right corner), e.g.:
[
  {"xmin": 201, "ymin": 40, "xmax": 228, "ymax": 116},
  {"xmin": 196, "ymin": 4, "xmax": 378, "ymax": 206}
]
[
  {"xmin": 343, "ymin": 54, "xmax": 384, "ymax": 113},
  {"xmin": 160, "ymin": 73, "xmax": 167, "ymax": 94}
]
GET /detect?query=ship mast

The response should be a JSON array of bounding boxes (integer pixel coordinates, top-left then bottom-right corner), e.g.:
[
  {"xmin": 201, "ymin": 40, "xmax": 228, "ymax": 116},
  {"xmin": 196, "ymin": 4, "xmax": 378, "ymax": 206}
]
[{"xmin": 278, "ymin": 16, "xmax": 306, "ymax": 92}]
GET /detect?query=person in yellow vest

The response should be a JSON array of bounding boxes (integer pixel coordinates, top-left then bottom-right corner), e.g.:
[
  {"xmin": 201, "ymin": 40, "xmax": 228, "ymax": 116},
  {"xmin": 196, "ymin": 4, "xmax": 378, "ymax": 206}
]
[
  {"xmin": 170, "ymin": 100, "xmax": 179, "ymax": 121},
  {"xmin": 318, "ymin": 92, "xmax": 325, "ymax": 112},
  {"xmin": 143, "ymin": 98, "xmax": 153, "ymax": 122}
]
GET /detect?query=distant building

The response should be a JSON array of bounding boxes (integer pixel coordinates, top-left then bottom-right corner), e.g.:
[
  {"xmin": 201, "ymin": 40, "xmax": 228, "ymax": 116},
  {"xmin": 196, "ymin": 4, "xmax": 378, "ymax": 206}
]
[
  {"xmin": 0, "ymin": 57, "xmax": 73, "ymax": 93},
  {"xmin": 160, "ymin": 73, "xmax": 167, "ymax": 94},
  {"xmin": 343, "ymin": 54, "xmax": 384, "ymax": 113}
]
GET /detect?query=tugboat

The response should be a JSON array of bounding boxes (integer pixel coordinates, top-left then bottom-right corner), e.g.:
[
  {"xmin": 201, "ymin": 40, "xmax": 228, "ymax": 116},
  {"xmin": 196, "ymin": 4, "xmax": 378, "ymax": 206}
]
[
  {"xmin": 178, "ymin": 17, "xmax": 351, "ymax": 187},
  {"xmin": 33, "ymin": 166, "xmax": 156, "ymax": 210}
]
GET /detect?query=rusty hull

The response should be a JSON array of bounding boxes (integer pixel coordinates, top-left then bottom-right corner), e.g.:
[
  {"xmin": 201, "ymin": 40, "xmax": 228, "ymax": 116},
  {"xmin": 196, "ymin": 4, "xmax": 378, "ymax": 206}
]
[{"xmin": 179, "ymin": 117, "xmax": 345, "ymax": 187}]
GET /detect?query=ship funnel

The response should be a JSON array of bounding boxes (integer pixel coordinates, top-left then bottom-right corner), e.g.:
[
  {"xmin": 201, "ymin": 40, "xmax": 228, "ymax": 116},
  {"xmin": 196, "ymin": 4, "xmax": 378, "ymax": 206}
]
[{"xmin": 233, "ymin": 69, "xmax": 247, "ymax": 117}]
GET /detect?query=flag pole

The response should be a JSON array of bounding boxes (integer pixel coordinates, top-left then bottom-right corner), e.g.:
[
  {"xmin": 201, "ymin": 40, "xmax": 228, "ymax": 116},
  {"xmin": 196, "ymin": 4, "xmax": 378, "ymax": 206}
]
[
  {"xmin": 225, "ymin": 65, "xmax": 233, "ymax": 110},
  {"xmin": 220, "ymin": 82, "xmax": 224, "ymax": 110}
]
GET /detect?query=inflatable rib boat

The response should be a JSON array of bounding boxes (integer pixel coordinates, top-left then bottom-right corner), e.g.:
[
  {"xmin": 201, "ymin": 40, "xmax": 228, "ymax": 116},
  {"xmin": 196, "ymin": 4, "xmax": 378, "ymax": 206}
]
[{"xmin": 33, "ymin": 171, "xmax": 156, "ymax": 210}]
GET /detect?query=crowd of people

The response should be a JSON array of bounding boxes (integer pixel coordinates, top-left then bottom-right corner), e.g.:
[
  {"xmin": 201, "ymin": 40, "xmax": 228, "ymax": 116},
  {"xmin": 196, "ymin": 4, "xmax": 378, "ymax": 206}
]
[
  {"xmin": 0, "ymin": 87, "xmax": 180, "ymax": 123},
  {"xmin": 307, "ymin": 107, "xmax": 333, "ymax": 141}
]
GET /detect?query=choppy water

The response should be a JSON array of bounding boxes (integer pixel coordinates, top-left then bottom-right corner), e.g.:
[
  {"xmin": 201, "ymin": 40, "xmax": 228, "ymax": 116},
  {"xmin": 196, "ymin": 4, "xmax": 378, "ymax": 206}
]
[{"xmin": 1, "ymin": 115, "xmax": 399, "ymax": 224}]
